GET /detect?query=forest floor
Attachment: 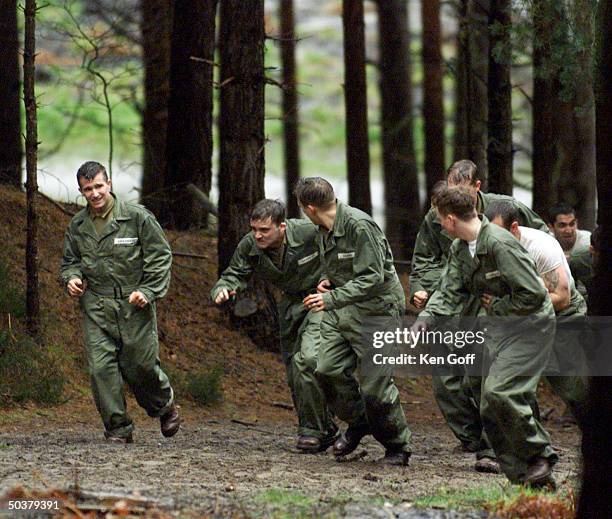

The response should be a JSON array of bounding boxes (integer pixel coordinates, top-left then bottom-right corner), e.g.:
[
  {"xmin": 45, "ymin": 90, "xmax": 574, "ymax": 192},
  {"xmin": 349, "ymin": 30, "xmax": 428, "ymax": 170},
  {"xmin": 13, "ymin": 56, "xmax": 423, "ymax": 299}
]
[
  {"xmin": 0, "ymin": 398, "xmax": 581, "ymax": 518},
  {"xmin": 0, "ymin": 185, "xmax": 581, "ymax": 517}
]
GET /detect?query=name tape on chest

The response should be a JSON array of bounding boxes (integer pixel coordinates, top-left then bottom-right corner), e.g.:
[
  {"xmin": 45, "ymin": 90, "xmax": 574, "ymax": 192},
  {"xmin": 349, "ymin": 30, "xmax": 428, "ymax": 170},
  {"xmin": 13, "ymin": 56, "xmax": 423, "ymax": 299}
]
[
  {"xmin": 297, "ymin": 251, "xmax": 319, "ymax": 266},
  {"xmin": 114, "ymin": 237, "xmax": 139, "ymax": 246},
  {"xmin": 338, "ymin": 251, "xmax": 355, "ymax": 260},
  {"xmin": 485, "ymin": 270, "xmax": 501, "ymax": 280}
]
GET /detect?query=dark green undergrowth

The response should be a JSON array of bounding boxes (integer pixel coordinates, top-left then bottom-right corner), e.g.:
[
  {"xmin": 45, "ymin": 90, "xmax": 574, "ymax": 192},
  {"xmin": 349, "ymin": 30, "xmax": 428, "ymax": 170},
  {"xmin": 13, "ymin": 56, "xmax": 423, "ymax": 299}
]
[
  {"xmin": 0, "ymin": 331, "xmax": 65, "ymax": 406},
  {"xmin": 169, "ymin": 365, "xmax": 224, "ymax": 407}
]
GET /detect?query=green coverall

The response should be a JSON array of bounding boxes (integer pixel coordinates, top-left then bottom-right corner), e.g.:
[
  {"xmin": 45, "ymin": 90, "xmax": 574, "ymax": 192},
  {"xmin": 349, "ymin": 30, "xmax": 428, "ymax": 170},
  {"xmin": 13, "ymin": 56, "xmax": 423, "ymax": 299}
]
[
  {"xmin": 420, "ymin": 216, "xmax": 558, "ymax": 482},
  {"xmin": 317, "ymin": 201, "xmax": 412, "ymax": 454},
  {"xmin": 410, "ymin": 191, "xmax": 549, "ymax": 452},
  {"xmin": 60, "ymin": 196, "xmax": 174, "ymax": 440},
  {"xmin": 210, "ymin": 219, "xmax": 336, "ymax": 440}
]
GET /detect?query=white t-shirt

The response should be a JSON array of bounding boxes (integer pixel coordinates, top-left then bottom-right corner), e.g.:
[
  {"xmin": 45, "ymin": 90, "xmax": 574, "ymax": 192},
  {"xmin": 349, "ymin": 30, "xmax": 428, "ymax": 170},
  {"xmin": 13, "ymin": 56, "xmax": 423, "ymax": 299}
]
[
  {"xmin": 468, "ymin": 239, "xmax": 477, "ymax": 258},
  {"xmin": 518, "ymin": 226, "xmax": 575, "ymax": 288}
]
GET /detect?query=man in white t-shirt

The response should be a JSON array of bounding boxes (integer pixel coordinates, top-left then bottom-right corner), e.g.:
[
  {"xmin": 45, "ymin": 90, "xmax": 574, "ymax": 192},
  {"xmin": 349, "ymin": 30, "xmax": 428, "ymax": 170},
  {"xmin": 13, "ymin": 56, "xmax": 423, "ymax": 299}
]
[
  {"xmin": 485, "ymin": 200, "xmax": 587, "ymax": 426},
  {"xmin": 547, "ymin": 203, "xmax": 592, "ymax": 300}
]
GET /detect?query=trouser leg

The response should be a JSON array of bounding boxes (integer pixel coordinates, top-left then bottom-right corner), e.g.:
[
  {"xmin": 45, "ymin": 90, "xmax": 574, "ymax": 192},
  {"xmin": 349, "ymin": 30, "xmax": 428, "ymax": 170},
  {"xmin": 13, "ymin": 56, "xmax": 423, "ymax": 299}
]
[
  {"xmin": 117, "ymin": 301, "xmax": 173, "ymax": 417},
  {"xmin": 315, "ymin": 309, "xmax": 367, "ymax": 429},
  {"xmin": 432, "ymin": 374, "xmax": 482, "ymax": 450},
  {"xmin": 82, "ymin": 309, "xmax": 133, "ymax": 439},
  {"xmin": 480, "ymin": 320, "xmax": 557, "ymax": 483},
  {"xmin": 291, "ymin": 310, "xmax": 337, "ymax": 438},
  {"xmin": 347, "ymin": 305, "xmax": 412, "ymax": 453}
]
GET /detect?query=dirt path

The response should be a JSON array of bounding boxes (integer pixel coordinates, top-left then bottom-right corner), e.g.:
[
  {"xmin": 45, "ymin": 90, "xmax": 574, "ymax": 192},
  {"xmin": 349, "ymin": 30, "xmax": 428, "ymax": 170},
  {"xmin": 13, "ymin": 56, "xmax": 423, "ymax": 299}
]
[{"xmin": 0, "ymin": 405, "xmax": 581, "ymax": 518}]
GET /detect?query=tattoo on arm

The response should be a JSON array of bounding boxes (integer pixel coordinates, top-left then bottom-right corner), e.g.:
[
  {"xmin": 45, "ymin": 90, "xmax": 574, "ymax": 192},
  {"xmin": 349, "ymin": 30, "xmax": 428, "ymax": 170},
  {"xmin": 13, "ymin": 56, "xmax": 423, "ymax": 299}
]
[{"xmin": 543, "ymin": 270, "xmax": 560, "ymax": 292}]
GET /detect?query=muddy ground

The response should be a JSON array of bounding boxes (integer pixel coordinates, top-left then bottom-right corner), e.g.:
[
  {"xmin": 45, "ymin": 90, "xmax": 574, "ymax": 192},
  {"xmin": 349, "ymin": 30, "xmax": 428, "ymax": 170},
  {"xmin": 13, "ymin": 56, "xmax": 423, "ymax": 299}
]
[{"xmin": 0, "ymin": 401, "xmax": 581, "ymax": 518}]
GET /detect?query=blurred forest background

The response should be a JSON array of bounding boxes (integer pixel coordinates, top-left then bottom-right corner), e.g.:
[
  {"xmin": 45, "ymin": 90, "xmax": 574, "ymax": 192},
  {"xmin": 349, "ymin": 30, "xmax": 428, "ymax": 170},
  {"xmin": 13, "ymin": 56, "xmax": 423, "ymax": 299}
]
[{"xmin": 0, "ymin": 0, "xmax": 603, "ymax": 268}]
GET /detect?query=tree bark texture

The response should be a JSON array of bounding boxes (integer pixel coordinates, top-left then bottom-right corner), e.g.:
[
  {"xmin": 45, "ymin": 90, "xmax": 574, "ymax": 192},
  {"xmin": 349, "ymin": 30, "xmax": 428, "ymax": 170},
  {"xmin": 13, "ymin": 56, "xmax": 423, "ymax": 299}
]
[
  {"xmin": 421, "ymin": 0, "xmax": 446, "ymax": 202},
  {"xmin": 163, "ymin": 0, "xmax": 217, "ymax": 230},
  {"xmin": 279, "ymin": 0, "xmax": 301, "ymax": 219},
  {"xmin": 466, "ymin": 0, "xmax": 489, "ymax": 187},
  {"xmin": 24, "ymin": 0, "xmax": 40, "ymax": 338},
  {"xmin": 487, "ymin": 0, "xmax": 513, "ymax": 195},
  {"xmin": 140, "ymin": 0, "xmax": 171, "ymax": 218},
  {"xmin": 577, "ymin": 6, "xmax": 612, "ymax": 510},
  {"xmin": 377, "ymin": 0, "xmax": 420, "ymax": 261},
  {"xmin": 0, "ymin": 0, "xmax": 22, "ymax": 186},
  {"xmin": 342, "ymin": 0, "xmax": 372, "ymax": 215},
  {"xmin": 454, "ymin": 0, "xmax": 470, "ymax": 162},
  {"xmin": 532, "ymin": 0, "xmax": 597, "ymax": 227},
  {"xmin": 218, "ymin": 0, "xmax": 266, "ymax": 273}
]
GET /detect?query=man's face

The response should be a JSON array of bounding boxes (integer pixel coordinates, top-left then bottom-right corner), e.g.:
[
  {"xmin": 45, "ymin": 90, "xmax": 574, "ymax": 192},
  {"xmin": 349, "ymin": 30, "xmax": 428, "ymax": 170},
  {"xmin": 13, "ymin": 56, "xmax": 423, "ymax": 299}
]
[
  {"xmin": 79, "ymin": 172, "xmax": 112, "ymax": 212},
  {"xmin": 250, "ymin": 217, "xmax": 286, "ymax": 250},
  {"xmin": 549, "ymin": 213, "xmax": 577, "ymax": 250}
]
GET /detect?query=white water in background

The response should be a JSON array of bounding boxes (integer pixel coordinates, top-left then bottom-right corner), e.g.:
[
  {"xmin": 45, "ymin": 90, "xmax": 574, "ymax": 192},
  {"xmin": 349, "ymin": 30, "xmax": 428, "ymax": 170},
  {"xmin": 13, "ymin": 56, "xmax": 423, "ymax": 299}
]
[{"xmin": 37, "ymin": 156, "xmax": 533, "ymax": 229}]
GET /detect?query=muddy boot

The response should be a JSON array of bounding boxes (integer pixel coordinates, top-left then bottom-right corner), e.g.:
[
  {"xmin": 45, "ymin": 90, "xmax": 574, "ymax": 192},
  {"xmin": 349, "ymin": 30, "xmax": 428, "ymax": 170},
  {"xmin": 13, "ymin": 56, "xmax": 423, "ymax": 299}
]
[
  {"xmin": 333, "ymin": 423, "xmax": 370, "ymax": 457},
  {"xmin": 524, "ymin": 457, "xmax": 556, "ymax": 489},
  {"xmin": 474, "ymin": 456, "xmax": 500, "ymax": 474}
]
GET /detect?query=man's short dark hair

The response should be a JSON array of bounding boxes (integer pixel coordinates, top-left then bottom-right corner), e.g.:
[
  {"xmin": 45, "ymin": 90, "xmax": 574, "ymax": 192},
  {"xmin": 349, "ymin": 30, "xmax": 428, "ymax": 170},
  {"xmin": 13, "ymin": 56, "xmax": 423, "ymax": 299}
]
[
  {"xmin": 446, "ymin": 160, "xmax": 479, "ymax": 186},
  {"xmin": 548, "ymin": 203, "xmax": 576, "ymax": 224},
  {"xmin": 250, "ymin": 199, "xmax": 286, "ymax": 226},
  {"xmin": 430, "ymin": 180, "xmax": 448, "ymax": 206},
  {"xmin": 435, "ymin": 185, "xmax": 477, "ymax": 221},
  {"xmin": 483, "ymin": 200, "xmax": 522, "ymax": 230},
  {"xmin": 77, "ymin": 161, "xmax": 108, "ymax": 184},
  {"xmin": 293, "ymin": 177, "xmax": 335, "ymax": 208}
]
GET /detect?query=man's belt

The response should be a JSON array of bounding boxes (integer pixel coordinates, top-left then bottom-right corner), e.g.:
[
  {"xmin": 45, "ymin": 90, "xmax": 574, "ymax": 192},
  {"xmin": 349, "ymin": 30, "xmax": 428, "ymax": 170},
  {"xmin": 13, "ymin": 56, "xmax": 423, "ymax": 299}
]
[{"xmin": 88, "ymin": 284, "xmax": 139, "ymax": 298}]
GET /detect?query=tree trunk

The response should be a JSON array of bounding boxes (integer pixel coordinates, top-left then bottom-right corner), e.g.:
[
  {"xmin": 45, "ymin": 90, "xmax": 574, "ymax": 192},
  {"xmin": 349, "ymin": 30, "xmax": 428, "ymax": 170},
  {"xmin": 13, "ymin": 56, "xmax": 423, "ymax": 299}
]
[
  {"xmin": 454, "ymin": 0, "xmax": 470, "ymax": 162},
  {"xmin": 140, "ymin": 0, "xmax": 171, "ymax": 218},
  {"xmin": 557, "ymin": 0, "xmax": 597, "ymax": 229},
  {"xmin": 532, "ymin": 0, "xmax": 597, "ymax": 226},
  {"xmin": 218, "ymin": 0, "xmax": 278, "ymax": 352},
  {"xmin": 279, "ymin": 0, "xmax": 300, "ymax": 219},
  {"xmin": 377, "ymin": 0, "xmax": 420, "ymax": 262},
  {"xmin": 0, "ymin": 0, "xmax": 21, "ymax": 186},
  {"xmin": 342, "ymin": 0, "xmax": 372, "ymax": 214},
  {"xmin": 421, "ymin": 0, "xmax": 446, "ymax": 203},
  {"xmin": 163, "ymin": 0, "xmax": 217, "ymax": 230},
  {"xmin": 218, "ymin": 0, "xmax": 266, "ymax": 272},
  {"xmin": 577, "ymin": 6, "xmax": 612, "ymax": 514},
  {"xmin": 531, "ymin": 0, "xmax": 556, "ymax": 218},
  {"xmin": 24, "ymin": 0, "xmax": 40, "ymax": 338},
  {"xmin": 487, "ymin": 0, "xmax": 513, "ymax": 195},
  {"xmin": 466, "ymin": 0, "xmax": 489, "ymax": 186}
]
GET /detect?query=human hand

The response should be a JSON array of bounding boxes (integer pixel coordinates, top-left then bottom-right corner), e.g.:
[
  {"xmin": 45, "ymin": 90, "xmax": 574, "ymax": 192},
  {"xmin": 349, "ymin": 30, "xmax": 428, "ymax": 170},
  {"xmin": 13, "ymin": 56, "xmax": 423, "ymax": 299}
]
[
  {"xmin": 303, "ymin": 293, "xmax": 326, "ymax": 312},
  {"xmin": 67, "ymin": 278, "xmax": 84, "ymax": 298},
  {"xmin": 214, "ymin": 288, "xmax": 236, "ymax": 305},
  {"xmin": 480, "ymin": 293, "xmax": 493, "ymax": 309},
  {"xmin": 129, "ymin": 290, "xmax": 149, "ymax": 308},
  {"xmin": 413, "ymin": 290, "xmax": 429, "ymax": 309},
  {"xmin": 317, "ymin": 279, "xmax": 332, "ymax": 293}
]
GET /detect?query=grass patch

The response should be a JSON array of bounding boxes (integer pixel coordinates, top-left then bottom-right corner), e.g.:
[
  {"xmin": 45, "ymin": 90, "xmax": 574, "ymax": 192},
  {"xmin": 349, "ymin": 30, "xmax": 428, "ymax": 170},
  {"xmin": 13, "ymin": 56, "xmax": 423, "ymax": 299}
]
[
  {"xmin": 0, "ymin": 332, "xmax": 65, "ymax": 406},
  {"xmin": 169, "ymin": 365, "xmax": 224, "ymax": 406},
  {"xmin": 0, "ymin": 260, "xmax": 25, "ymax": 318},
  {"xmin": 414, "ymin": 484, "xmax": 574, "ymax": 514},
  {"xmin": 254, "ymin": 489, "xmax": 319, "ymax": 519}
]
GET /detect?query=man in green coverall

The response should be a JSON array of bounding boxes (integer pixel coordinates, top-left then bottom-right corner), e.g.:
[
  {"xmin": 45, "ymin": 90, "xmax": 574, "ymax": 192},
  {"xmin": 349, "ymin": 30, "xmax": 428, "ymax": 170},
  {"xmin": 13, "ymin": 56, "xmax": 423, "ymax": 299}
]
[
  {"xmin": 410, "ymin": 160, "xmax": 548, "ymax": 469},
  {"xmin": 295, "ymin": 177, "xmax": 412, "ymax": 466},
  {"xmin": 60, "ymin": 161, "xmax": 180, "ymax": 443},
  {"xmin": 485, "ymin": 200, "xmax": 588, "ymax": 426},
  {"xmin": 418, "ymin": 184, "xmax": 558, "ymax": 487},
  {"xmin": 211, "ymin": 199, "xmax": 338, "ymax": 452}
]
